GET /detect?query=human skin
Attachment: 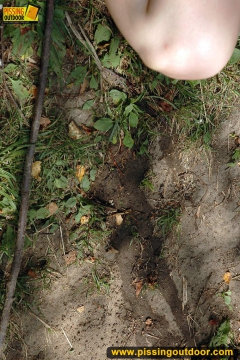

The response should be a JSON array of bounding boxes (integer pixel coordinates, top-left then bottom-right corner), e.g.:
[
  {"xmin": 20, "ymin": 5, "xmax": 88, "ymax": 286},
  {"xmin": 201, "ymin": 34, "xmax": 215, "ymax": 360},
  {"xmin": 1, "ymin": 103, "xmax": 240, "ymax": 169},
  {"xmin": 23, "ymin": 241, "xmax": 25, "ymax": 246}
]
[{"xmin": 105, "ymin": 0, "xmax": 240, "ymax": 80}]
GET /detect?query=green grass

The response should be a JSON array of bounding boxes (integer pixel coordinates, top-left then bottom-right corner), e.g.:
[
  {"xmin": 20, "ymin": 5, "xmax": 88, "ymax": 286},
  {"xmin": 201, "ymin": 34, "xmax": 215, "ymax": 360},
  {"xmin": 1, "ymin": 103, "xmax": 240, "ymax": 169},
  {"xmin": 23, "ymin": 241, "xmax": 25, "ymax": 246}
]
[{"xmin": 157, "ymin": 208, "xmax": 181, "ymax": 238}]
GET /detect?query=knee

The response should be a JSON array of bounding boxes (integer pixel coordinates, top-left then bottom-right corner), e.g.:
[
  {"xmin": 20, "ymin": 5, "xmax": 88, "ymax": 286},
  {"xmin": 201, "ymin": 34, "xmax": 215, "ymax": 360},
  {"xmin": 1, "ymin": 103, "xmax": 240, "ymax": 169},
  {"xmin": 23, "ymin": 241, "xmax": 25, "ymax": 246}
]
[{"xmin": 138, "ymin": 35, "xmax": 237, "ymax": 80}]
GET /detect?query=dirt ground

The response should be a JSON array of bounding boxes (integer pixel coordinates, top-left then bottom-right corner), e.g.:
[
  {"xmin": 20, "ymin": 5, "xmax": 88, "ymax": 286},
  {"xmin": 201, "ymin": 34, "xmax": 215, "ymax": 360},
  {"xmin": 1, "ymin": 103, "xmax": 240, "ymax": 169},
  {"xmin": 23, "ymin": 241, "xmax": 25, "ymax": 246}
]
[{"xmin": 5, "ymin": 104, "xmax": 240, "ymax": 359}]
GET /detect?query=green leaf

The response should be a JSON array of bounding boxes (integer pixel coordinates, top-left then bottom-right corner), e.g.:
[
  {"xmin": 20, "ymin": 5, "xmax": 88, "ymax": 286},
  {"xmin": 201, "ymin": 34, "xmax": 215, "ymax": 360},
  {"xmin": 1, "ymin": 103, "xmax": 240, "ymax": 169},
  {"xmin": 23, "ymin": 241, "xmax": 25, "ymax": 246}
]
[
  {"xmin": 102, "ymin": 53, "xmax": 121, "ymax": 68},
  {"xmin": 67, "ymin": 66, "xmax": 87, "ymax": 84},
  {"xmin": 75, "ymin": 211, "xmax": 83, "ymax": 224},
  {"xmin": 74, "ymin": 205, "xmax": 91, "ymax": 223},
  {"xmin": 54, "ymin": 176, "xmax": 68, "ymax": 189},
  {"xmin": 94, "ymin": 118, "xmax": 113, "ymax": 131},
  {"xmin": 0, "ymin": 196, "xmax": 17, "ymax": 214},
  {"xmin": 229, "ymin": 48, "xmax": 240, "ymax": 65},
  {"xmin": 109, "ymin": 122, "xmax": 119, "ymax": 144},
  {"xmin": 64, "ymin": 197, "xmax": 77, "ymax": 208},
  {"xmin": 2, "ymin": 225, "xmax": 15, "ymax": 252},
  {"xmin": 90, "ymin": 169, "xmax": 97, "ymax": 181},
  {"xmin": 124, "ymin": 104, "xmax": 134, "ymax": 116},
  {"xmin": 28, "ymin": 209, "xmax": 37, "ymax": 222},
  {"xmin": 123, "ymin": 132, "xmax": 134, "ymax": 148},
  {"xmin": 9, "ymin": 79, "xmax": 29, "ymax": 102},
  {"xmin": 90, "ymin": 75, "xmax": 98, "ymax": 90},
  {"xmin": 81, "ymin": 175, "xmax": 90, "ymax": 191},
  {"xmin": 109, "ymin": 89, "xmax": 127, "ymax": 104},
  {"xmin": 102, "ymin": 37, "xmax": 121, "ymax": 68},
  {"xmin": 94, "ymin": 24, "xmax": 111, "ymax": 44},
  {"xmin": 224, "ymin": 295, "xmax": 231, "ymax": 306},
  {"xmin": 109, "ymin": 37, "xmax": 120, "ymax": 57},
  {"xmin": 129, "ymin": 112, "xmax": 139, "ymax": 128},
  {"xmin": 12, "ymin": 30, "xmax": 35, "ymax": 56},
  {"xmin": 187, "ymin": 80, "xmax": 201, "ymax": 88},
  {"xmin": 3, "ymin": 64, "xmax": 18, "ymax": 73},
  {"xmin": 36, "ymin": 207, "xmax": 50, "ymax": 220},
  {"xmin": 82, "ymin": 99, "xmax": 95, "ymax": 110}
]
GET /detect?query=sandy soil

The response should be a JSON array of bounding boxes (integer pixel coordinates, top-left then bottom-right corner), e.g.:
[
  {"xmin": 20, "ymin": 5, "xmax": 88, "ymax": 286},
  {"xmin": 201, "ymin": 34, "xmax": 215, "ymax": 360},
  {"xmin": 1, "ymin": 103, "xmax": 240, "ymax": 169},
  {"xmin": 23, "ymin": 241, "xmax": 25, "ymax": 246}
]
[{"xmin": 5, "ymin": 105, "xmax": 240, "ymax": 360}]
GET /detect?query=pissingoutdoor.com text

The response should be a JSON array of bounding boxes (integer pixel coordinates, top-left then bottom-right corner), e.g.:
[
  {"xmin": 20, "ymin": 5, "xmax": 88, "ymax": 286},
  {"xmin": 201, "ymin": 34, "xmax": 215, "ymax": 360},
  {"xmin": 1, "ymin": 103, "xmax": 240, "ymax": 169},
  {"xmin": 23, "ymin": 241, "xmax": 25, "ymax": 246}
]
[{"xmin": 107, "ymin": 346, "xmax": 237, "ymax": 359}]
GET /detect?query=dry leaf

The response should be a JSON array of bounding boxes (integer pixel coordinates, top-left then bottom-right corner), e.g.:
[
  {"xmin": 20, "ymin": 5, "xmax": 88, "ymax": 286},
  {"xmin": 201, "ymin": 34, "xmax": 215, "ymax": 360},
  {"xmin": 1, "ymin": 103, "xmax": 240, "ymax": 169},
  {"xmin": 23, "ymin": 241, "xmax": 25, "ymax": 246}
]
[
  {"xmin": 76, "ymin": 165, "xmax": 85, "ymax": 182},
  {"xmin": 29, "ymin": 85, "xmax": 38, "ymax": 98},
  {"xmin": 31, "ymin": 161, "xmax": 41, "ymax": 181},
  {"xmin": 209, "ymin": 319, "xmax": 218, "ymax": 326},
  {"xmin": 66, "ymin": 47, "xmax": 74, "ymax": 58},
  {"xmin": 80, "ymin": 78, "xmax": 89, "ymax": 95},
  {"xmin": 158, "ymin": 89, "xmax": 176, "ymax": 112},
  {"xmin": 135, "ymin": 280, "xmax": 143, "ymax": 297},
  {"xmin": 40, "ymin": 116, "xmax": 51, "ymax": 130},
  {"xmin": 159, "ymin": 101, "xmax": 172, "ymax": 112},
  {"xmin": 29, "ymin": 86, "xmax": 49, "ymax": 98},
  {"xmin": 223, "ymin": 271, "xmax": 232, "ymax": 284},
  {"xmin": 64, "ymin": 250, "xmax": 77, "ymax": 265},
  {"xmin": 234, "ymin": 135, "xmax": 240, "ymax": 146},
  {"xmin": 81, "ymin": 123, "xmax": 94, "ymax": 136},
  {"xmin": 68, "ymin": 121, "xmax": 83, "ymax": 140},
  {"xmin": 77, "ymin": 306, "xmax": 85, "ymax": 314},
  {"xmin": 20, "ymin": 26, "xmax": 31, "ymax": 35},
  {"xmin": 46, "ymin": 202, "xmax": 58, "ymax": 217},
  {"xmin": 28, "ymin": 269, "xmax": 37, "ymax": 278},
  {"xmin": 80, "ymin": 215, "xmax": 89, "ymax": 225},
  {"xmin": 115, "ymin": 213, "xmax": 123, "ymax": 226},
  {"xmin": 84, "ymin": 256, "xmax": 95, "ymax": 263}
]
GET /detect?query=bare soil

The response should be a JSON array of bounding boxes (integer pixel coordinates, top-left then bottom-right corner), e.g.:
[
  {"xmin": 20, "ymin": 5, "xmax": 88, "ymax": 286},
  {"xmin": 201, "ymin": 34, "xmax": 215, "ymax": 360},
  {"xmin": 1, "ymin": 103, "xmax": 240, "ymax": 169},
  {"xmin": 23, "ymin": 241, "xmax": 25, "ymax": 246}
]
[{"xmin": 5, "ymin": 105, "xmax": 240, "ymax": 360}]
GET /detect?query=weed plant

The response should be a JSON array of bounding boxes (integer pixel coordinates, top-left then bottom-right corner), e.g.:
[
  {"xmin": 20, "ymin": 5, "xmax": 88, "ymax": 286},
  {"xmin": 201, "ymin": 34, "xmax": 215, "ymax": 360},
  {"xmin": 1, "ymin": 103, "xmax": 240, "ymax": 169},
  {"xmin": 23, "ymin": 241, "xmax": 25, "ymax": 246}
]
[
  {"xmin": 209, "ymin": 319, "xmax": 233, "ymax": 348},
  {"xmin": 157, "ymin": 208, "xmax": 181, "ymax": 238}
]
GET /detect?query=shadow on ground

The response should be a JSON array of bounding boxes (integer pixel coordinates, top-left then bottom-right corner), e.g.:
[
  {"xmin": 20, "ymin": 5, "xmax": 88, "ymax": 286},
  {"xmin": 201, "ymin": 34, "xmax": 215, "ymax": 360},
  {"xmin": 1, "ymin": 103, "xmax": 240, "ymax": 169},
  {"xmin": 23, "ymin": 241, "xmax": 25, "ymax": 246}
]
[{"xmin": 6, "ymin": 106, "xmax": 240, "ymax": 360}]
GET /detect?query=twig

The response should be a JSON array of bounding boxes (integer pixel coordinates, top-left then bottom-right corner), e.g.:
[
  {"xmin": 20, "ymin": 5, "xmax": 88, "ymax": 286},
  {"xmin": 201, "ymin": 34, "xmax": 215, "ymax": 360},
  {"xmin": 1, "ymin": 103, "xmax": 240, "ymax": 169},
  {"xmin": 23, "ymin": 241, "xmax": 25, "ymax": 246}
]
[
  {"xmin": 28, "ymin": 310, "xmax": 54, "ymax": 331},
  {"xmin": 0, "ymin": 24, "xmax": 29, "ymax": 126},
  {"xmin": 65, "ymin": 12, "xmax": 127, "ymax": 91},
  {"xmin": 65, "ymin": 11, "xmax": 102, "ymax": 71},
  {"xmin": 59, "ymin": 225, "xmax": 65, "ymax": 256},
  {"xmin": 61, "ymin": 327, "xmax": 74, "ymax": 350},
  {"xmin": 143, "ymin": 332, "xmax": 161, "ymax": 340},
  {"xmin": 0, "ymin": 0, "xmax": 54, "ymax": 355}
]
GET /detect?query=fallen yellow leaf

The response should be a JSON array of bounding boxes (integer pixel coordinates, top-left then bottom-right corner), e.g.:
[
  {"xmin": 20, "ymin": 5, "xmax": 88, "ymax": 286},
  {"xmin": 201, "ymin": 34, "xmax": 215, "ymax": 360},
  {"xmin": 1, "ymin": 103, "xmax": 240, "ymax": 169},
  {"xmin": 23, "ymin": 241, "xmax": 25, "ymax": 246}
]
[
  {"xmin": 223, "ymin": 271, "xmax": 232, "ymax": 284},
  {"xmin": 76, "ymin": 165, "xmax": 85, "ymax": 182},
  {"xmin": 80, "ymin": 215, "xmax": 90, "ymax": 225},
  {"xmin": 31, "ymin": 161, "xmax": 41, "ymax": 181}
]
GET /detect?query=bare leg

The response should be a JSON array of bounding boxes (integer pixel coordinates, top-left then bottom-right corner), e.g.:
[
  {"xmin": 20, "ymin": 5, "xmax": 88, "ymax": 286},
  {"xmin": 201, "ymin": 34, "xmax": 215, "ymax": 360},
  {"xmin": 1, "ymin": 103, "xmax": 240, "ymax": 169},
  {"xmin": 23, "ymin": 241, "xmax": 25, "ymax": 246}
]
[{"xmin": 105, "ymin": 0, "xmax": 240, "ymax": 79}]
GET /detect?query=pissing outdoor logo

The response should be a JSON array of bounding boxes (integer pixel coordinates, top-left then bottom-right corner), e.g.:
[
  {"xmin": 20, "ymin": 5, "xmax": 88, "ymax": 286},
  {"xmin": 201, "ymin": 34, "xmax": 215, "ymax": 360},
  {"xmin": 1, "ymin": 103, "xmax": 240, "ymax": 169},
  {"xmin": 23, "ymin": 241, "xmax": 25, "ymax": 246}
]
[{"xmin": 2, "ymin": 4, "xmax": 39, "ymax": 23}]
